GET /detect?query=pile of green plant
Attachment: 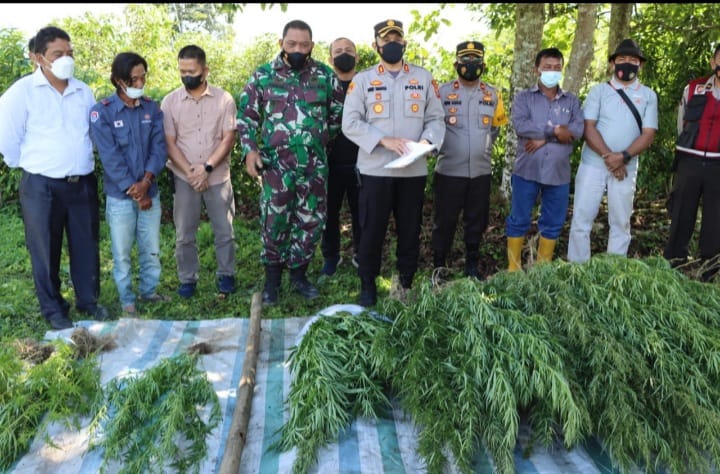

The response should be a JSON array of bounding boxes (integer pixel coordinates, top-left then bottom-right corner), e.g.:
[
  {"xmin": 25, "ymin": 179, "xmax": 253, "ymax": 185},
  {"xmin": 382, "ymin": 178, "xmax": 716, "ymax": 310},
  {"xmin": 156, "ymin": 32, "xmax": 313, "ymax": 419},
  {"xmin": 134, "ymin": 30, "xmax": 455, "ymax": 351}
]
[
  {"xmin": 0, "ymin": 340, "xmax": 102, "ymax": 470},
  {"xmin": 274, "ymin": 255, "xmax": 720, "ymax": 474},
  {"xmin": 88, "ymin": 352, "xmax": 221, "ymax": 474}
]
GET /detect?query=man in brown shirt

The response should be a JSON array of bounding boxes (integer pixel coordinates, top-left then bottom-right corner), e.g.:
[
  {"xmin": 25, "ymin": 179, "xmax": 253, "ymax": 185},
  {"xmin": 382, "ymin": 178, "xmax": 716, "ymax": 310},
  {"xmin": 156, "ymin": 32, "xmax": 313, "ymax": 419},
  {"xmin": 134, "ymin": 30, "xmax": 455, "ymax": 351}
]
[{"xmin": 161, "ymin": 44, "xmax": 238, "ymax": 298}]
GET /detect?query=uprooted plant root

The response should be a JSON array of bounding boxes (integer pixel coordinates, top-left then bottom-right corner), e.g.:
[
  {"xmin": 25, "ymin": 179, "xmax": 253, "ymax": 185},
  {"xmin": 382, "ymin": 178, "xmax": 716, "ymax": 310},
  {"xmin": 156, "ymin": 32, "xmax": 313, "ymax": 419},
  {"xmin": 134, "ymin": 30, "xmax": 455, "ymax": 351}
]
[
  {"xmin": 71, "ymin": 327, "xmax": 117, "ymax": 359},
  {"xmin": 11, "ymin": 338, "xmax": 55, "ymax": 364}
]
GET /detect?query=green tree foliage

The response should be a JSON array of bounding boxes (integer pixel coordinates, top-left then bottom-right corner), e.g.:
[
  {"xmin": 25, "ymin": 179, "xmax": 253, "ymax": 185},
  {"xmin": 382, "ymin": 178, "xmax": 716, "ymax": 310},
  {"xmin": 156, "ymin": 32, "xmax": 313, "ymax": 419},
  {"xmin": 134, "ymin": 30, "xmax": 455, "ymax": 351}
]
[{"xmin": 2, "ymin": 3, "xmax": 720, "ymax": 206}]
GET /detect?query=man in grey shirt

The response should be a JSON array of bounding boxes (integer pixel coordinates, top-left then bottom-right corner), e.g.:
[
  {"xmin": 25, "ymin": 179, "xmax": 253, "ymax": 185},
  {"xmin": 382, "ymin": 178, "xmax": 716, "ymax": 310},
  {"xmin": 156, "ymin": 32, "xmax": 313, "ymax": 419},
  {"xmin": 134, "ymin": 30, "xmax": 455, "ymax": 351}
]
[{"xmin": 505, "ymin": 47, "xmax": 584, "ymax": 271}]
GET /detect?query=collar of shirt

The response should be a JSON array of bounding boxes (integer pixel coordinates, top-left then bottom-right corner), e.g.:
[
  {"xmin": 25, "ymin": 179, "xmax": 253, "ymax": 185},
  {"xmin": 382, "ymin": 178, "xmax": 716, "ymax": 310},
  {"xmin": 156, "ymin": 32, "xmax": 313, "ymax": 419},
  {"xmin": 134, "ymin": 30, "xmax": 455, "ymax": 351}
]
[
  {"xmin": 181, "ymin": 82, "xmax": 214, "ymax": 101},
  {"xmin": 108, "ymin": 93, "xmax": 149, "ymax": 111},
  {"xmin": 31, "ymin": 68, "xmax": 85, "ymax": 96},
  {"xmin": 529, "ymin": 82, "xmax": 568, "ymax": 99},
  {"xmin": 610, "ymin": 76, "xmax": 640, "ymax": 91}
]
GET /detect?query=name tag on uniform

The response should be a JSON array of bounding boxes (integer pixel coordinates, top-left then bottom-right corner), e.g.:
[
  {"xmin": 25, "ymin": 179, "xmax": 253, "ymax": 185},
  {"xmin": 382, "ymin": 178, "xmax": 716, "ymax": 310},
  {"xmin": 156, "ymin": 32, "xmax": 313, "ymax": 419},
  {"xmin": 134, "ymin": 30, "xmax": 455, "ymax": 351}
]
[{"xmin": 114, "ymin": 120, "xmax": 124, "ymax": 128}]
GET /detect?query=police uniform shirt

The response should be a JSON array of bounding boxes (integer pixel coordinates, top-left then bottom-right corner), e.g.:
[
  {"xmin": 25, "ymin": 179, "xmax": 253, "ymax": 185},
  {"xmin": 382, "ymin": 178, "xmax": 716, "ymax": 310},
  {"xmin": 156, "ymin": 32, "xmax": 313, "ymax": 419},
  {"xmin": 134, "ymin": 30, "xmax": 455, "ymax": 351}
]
[
  {"xmin": 342, "ymin": 62, "xmax": 446, "ymax": 178},
  {"xmin": 0, "ymin": 68, "xmax": 96, "ymax": 177},
  {"xmin": 435, "ymin": 79, "xmax": 507, "ymax": 178}
]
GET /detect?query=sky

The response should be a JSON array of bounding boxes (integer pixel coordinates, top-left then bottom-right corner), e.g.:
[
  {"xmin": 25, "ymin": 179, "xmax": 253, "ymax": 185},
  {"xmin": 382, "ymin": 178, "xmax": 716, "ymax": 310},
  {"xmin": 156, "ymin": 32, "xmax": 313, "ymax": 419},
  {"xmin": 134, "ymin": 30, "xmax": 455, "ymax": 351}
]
[{"xmin": 2, "ymin": 3, "xmax": 487, "ymax": 49}]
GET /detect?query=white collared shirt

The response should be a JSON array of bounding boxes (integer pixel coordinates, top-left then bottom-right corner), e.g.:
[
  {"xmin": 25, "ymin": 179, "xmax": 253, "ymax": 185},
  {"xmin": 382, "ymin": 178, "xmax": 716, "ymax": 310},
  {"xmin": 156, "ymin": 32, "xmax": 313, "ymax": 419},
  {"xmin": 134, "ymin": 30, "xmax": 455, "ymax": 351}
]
[{"xmin": 0, "ymin": 68, "xmax": 96, "ymax": 177}]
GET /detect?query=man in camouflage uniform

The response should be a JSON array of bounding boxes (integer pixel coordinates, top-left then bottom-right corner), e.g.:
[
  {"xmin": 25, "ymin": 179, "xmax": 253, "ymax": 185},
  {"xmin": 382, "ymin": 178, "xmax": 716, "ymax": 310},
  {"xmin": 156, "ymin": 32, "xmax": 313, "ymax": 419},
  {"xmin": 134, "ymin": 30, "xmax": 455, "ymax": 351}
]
[
  {"xmin": 342, "ymin": 19, "xmax": 446, "ymax": 307},
  {"xmin": 237, "ymin": 19, "xmax": 344, "ymax": 305}
]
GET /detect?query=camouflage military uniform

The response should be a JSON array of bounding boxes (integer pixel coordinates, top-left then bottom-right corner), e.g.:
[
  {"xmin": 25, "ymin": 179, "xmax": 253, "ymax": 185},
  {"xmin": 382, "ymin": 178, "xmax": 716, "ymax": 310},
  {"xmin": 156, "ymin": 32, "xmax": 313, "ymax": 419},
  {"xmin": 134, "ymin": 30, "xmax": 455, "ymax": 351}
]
[{"xmin": 237, "ymin": 54, "xmax": 344, "ymax": 268}]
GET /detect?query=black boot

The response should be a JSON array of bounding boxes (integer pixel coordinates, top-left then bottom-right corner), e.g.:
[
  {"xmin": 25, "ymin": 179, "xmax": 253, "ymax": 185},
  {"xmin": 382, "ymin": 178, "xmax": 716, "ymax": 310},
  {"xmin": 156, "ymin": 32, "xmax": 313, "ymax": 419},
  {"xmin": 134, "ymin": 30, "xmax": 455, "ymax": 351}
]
[
  {"xmin": 464, "ymin": 243, "xmax": 481, "ymax": 279},
  {"xmin": 262, "ymin": 264, "xmax": 282, "ymax": 305},
  {"xmin": 290, "ymin": 264, "xmax": 319, "ymax": 299},
  {"xmin": 399, "ymin": 273, "xmax": 413, "ymax": 289},
  {"xmin": 358, "ymin": 277, "xmax": 377, "ymax": 307}
]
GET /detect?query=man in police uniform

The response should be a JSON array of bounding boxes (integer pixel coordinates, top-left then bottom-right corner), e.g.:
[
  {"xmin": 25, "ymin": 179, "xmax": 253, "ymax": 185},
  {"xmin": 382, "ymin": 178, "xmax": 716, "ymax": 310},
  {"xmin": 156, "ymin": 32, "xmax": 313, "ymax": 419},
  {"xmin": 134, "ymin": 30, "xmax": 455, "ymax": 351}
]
[
  {"xmin": 664, "ymin": 43, "xmax": 720, "ymax": 281},
  {"xmin": 432, "ymin": 41, "xmax": 508, "ymax": 280},
  {"xmin": 342, "ymin": 19, "xmax": 446, "ymax": 306}
]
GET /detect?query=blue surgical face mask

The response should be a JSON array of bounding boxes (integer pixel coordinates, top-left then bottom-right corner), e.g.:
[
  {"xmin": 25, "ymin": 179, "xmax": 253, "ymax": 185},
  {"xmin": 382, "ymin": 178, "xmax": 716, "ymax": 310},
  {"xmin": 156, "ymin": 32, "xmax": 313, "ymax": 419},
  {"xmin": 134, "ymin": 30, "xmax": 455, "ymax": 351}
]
[{"xmin": 540, "ymin": 71, "xmax": 562, "ymax": 88}]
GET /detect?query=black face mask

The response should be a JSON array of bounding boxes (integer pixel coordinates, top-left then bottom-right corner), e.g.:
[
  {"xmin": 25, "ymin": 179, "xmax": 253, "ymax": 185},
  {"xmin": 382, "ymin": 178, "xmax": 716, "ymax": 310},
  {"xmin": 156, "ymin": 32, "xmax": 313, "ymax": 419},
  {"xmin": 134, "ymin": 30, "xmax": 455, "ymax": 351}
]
[
  {"xmin": 181, "ymin": 74, "xmax": 204, "ymax": 90},
  {"xmin": 715, "ymin": 65, "xmax": 720, "ymax": 76},
  {"xmin": 378, "ymin": 41, "xmax": 405, "ymax": 64},
  {"xmin": 455, "ymin": 62, "xmax": 484, "ymax": 81},
  {"xmin": 283, "ymin": 51, "xmax": 310, "ymax": 70},
  {"xmin": 333, "ymin": 53, "xmax": 356, "ymax": 73},
  {"xmin": 614, "ymin": 62, "xmax": 639, "ymax": 81}
]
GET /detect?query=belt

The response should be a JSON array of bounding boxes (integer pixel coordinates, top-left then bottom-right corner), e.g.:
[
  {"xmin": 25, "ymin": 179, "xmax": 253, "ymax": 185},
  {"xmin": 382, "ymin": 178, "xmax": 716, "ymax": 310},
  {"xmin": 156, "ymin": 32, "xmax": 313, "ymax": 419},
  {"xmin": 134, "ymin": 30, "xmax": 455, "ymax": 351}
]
[{"xmin": 46, "ymin": 174, "xmax": 86, "ymax": 183}]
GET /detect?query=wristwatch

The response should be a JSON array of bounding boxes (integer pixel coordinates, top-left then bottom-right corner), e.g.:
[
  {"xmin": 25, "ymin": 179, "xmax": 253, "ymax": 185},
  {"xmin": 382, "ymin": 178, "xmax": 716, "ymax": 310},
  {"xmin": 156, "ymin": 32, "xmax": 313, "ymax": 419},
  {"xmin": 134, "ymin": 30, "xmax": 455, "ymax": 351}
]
[
  {"xmin": 204, "ymin": 162, "xmax": 214, "ymax": 173},
  {"xmin": 622, "ymin": 151, "xmax": 632, "ymax": 164}
]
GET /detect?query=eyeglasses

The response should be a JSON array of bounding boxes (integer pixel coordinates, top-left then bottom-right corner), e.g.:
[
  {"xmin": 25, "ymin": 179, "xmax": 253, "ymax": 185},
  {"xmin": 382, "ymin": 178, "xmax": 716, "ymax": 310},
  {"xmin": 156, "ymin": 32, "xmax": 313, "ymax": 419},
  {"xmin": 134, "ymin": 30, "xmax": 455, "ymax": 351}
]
[{"xmin": 457, "ymin": 55, "xmax": 483, "ymax": 65}]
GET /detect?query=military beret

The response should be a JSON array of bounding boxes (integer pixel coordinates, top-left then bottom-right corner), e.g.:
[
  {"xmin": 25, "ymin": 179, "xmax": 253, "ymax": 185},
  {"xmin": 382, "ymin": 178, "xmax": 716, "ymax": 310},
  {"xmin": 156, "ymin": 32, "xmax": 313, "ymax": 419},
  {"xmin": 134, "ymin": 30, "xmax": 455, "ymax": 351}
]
[
  {"xmin": 456, "ymin": 41, "xmax": 485, "ymax": 58},
  {"xmin": 374, "ymin": 19, "xmax": 404, "ymax": 38}
]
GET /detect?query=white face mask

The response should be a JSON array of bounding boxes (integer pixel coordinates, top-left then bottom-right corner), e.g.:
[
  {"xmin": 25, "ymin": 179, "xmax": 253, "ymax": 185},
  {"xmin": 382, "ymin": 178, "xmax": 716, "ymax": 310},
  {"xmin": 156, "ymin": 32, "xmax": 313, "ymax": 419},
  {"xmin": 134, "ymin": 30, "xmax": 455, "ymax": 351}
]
[
  {"xmin": 48, "ymin": 56, "xmax": 75, "ymax": 80},
  {"xmin": 540, "ymin": 71, "xmax": 562, "ymax": 88},
  {"xmin": 125, "ymin": 86, "xmax": 145, "ymax": 99}
]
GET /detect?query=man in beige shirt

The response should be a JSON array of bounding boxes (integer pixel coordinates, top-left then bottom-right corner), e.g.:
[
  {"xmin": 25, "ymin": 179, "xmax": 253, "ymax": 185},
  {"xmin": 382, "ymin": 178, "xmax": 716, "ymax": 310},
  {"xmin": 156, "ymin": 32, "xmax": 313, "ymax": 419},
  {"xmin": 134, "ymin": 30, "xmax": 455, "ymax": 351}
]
[{"xmin": 161, "ymin": 44, "xmax": 238, "ymax": 298}]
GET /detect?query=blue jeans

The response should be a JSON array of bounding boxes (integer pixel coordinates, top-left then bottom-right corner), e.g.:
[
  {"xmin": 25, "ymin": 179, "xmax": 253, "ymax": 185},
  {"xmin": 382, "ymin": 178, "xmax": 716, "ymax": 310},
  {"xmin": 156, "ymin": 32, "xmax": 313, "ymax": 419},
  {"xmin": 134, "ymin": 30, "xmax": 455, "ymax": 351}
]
[
  {"xmin": 106, "ymin": 194, "xmax": 162, "ymax": 306},
  {"xmin": 505, "ymin": 174, "xmax": 569, "ymax": 239}
]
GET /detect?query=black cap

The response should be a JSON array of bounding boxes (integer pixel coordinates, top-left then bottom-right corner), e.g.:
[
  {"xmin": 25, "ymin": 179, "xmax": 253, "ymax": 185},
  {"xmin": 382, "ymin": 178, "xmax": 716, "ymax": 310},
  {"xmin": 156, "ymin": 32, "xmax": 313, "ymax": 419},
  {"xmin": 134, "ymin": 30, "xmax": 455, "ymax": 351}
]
[
  {"xmin": 609, "ymin": 38, "xmax": 646, "ymax": 62},
  {"xmin": 374, "ymin": 19, "xmax": 404, "ymax": 38},
  {"xmin": 456, "ymin": 41, "xmax": 485, "ymax": 58}
]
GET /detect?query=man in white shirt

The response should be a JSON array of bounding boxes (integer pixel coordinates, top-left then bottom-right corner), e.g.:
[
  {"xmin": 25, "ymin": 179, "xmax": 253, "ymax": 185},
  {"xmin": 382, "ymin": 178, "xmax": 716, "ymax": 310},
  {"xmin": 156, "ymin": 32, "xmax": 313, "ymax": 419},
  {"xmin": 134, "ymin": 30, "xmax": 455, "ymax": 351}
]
[{"xmin": 0, "ymin": 26, "xmax": 108, "ymax": 329}]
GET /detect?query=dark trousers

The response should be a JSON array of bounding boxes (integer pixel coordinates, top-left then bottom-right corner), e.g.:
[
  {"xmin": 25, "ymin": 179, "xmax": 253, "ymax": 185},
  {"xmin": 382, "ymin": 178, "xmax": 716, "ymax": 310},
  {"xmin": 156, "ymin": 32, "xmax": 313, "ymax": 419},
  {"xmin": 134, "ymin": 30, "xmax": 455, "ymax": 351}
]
[
  {"xmin": 431, "ymin": 173, "xmax": 491, "ymax": 260},
  {"xmin": 19, "ymin": 171, "xmax": 100, "ymax": 320},
  {"xmin": 357, "ymin": 174, "xmax": 426, "ymax": 280},
  {"xmin": 664, "ymin": 154, "xmax": 720, "ymax": 262},
  {"xmin": 321, "ymin": 165, "xmax": 360, "ymax": 259}
]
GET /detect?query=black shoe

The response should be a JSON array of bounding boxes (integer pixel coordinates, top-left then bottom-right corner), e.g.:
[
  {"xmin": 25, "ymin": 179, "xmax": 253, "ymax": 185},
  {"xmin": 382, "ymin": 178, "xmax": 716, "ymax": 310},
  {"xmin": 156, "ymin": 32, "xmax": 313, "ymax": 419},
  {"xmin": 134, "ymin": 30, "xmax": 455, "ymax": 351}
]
[
  {"xmin": 358, "ymin": 288, "xmax": 377, "ymax": 307},
  {"xmin": 263, "ymin": 264, "xmax": 283, "ymax": 305},
  {"xmin": 217, "ymin": 275, "xmax": 236, "ymax": 294},
  {"xmin": 358, "ymin": 278, "xmax": 377, "ymax": 307},
  {"xmin": 291, "ymin": 278, "xmax": 320, "ymax": 299},
  {"xmin": 177, "ymin": 282, "xmax": 197, "ymax": 298},
  {"xmin": 464, "ymin": 263, "xmax": 481, "ymax": 279},
  {"xmin": 86, "ymin": 305, "xmax": 111, "ymax": 321},
  {"xmin": 321, "ymin": 256, "xmax": 342, "ymax": 276},
  {"xmin": 290, "ymin": 264, "xmax": 319, "ymax": 299},
  {"xmin": 262, "ymin": 288, "xmax": 279, "ymax": 305},
  {"xmin": 47, "ymin": 313, "xmax": 74, "ymax": 330}
]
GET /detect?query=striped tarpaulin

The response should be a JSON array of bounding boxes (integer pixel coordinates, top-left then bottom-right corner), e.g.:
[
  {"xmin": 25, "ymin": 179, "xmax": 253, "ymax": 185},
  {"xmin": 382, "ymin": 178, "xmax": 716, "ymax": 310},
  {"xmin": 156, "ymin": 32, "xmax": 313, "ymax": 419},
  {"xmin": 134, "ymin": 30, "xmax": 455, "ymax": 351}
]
[{"xmin": 8, "ymin": 307, "xmax": 622, "ymax": 474}]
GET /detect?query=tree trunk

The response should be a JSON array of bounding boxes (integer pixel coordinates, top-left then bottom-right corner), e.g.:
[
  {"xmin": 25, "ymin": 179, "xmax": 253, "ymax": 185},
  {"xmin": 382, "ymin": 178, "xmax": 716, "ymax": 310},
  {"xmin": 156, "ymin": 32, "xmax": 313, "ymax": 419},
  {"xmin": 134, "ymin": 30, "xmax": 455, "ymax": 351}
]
[
  {"xmin": 564, "ymin": 3, "xmax": 599, "ymax": 96},
  {"xmin": 501, "ymin": 3, "xmax": 545, "ymax": 200},
  {"xmin": 608, "ymin": 4, "xmax": 633, "ymax": 58}
]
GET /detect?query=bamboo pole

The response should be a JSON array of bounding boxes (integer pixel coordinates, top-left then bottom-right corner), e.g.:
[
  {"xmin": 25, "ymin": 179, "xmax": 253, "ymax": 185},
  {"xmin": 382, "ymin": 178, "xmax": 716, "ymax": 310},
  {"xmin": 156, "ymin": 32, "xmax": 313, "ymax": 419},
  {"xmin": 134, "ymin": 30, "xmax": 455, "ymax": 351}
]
[{"xmin": 219, "ymin": 291, "xmax": 263, "ymax": 474}]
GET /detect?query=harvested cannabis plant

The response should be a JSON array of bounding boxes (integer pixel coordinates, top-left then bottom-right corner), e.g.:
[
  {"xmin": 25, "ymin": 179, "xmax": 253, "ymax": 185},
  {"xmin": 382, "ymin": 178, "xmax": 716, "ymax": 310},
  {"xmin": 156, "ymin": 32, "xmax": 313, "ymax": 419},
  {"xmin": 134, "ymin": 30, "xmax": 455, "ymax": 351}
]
[
  {"xmin": 89, "ymin": 351, "xmax": 221, "ymax": 474},
  {"xmin": 0, "ymin": 340, "xmax": 102, "ymax": 470},
  {"xmin": 275, "ymin": 255, "xmax": 720, "ymax": 474}
]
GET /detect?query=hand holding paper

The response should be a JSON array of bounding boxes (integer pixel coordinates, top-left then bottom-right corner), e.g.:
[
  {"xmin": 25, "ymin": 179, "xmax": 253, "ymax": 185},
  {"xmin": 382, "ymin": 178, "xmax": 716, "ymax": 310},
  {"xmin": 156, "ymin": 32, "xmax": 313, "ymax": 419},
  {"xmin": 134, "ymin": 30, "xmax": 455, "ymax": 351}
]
[{"xmin": 384, "ymin": 141, "xmax": 438, "ymax": 169}]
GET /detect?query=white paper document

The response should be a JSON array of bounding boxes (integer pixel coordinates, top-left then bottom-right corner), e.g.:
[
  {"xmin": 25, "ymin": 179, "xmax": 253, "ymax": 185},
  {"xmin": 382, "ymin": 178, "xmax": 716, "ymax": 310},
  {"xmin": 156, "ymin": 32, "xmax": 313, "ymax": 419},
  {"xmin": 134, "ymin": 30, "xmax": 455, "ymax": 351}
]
[{"xmin": 383, "ymin": 141, "xmax": 438, "ymax": 169}]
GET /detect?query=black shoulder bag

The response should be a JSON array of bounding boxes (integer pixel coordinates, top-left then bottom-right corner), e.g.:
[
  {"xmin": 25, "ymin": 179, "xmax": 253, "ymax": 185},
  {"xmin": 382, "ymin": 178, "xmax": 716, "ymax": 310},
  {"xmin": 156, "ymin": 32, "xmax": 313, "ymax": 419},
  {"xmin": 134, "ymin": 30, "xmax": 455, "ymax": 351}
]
[{"xmin": 608, "ymin": 81, "xmax": 642, "ymax": 132}]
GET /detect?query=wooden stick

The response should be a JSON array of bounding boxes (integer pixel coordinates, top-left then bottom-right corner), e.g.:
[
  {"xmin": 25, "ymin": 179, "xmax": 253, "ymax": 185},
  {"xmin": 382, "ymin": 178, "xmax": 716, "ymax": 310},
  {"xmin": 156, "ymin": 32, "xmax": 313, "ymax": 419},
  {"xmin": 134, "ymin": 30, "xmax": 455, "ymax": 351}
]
[{"xmin": 219, "ymin": 291, "xmax": 263, "ymax": 474}]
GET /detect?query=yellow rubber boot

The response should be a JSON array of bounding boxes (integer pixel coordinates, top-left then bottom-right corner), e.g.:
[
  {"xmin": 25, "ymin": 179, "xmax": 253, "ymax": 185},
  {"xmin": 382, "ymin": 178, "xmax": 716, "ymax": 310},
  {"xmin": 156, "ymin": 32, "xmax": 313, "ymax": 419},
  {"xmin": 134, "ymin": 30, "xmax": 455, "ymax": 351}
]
[
  {"xmin": 507, "ymin": 237, "xmax": 524, "ymax": 272},
  {"xmin": 537, "ymin": 236, "xmax": 557, "ymax": 264}
]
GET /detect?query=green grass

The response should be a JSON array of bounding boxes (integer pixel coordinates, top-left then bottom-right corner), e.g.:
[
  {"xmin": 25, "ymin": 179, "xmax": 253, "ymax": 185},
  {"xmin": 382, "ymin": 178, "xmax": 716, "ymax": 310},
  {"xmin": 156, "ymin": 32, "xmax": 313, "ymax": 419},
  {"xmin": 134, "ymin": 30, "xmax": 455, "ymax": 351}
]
[{"xmin": 0, "ymin": 203, "xmax": 387, "ymax": 343}]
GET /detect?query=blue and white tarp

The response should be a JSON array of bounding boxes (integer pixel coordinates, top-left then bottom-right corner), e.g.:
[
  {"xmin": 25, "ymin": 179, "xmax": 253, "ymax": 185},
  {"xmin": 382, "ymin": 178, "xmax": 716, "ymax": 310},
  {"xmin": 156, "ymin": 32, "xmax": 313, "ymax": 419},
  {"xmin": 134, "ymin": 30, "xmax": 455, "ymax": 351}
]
[{"xmin": 9, "ymin": 305, "xmax": 624, "ymax": 473}]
